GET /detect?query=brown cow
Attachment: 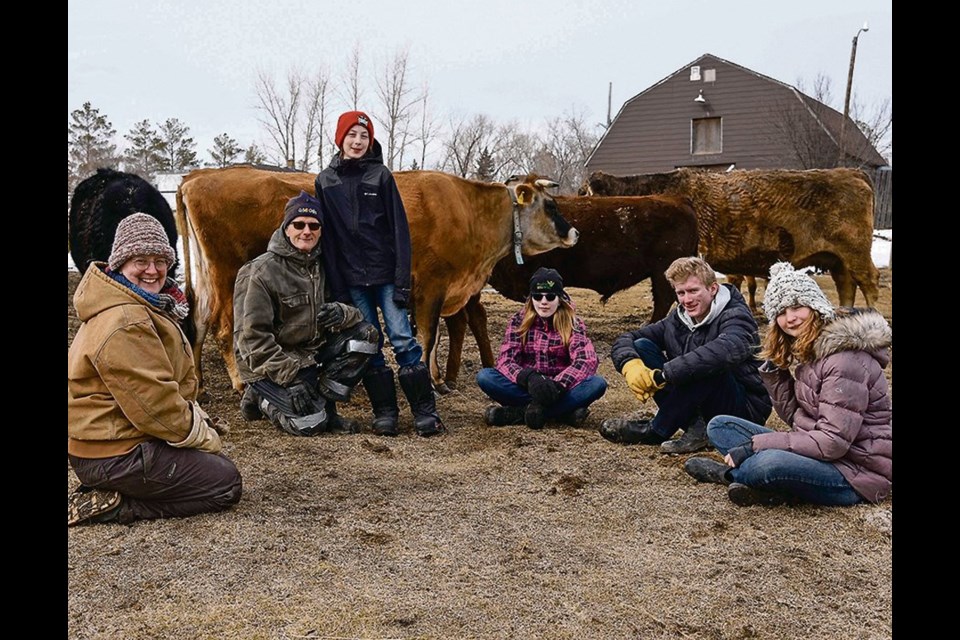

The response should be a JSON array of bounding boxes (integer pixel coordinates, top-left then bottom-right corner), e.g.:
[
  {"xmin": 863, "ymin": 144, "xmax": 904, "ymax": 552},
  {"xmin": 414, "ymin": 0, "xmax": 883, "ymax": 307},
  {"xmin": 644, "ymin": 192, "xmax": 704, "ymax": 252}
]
[
  {"xmin": 440, "ymin": 193, "xmax": 700, "ymax": 389},
  {"xmin": 584, "ymin": 168, "xmax": 880, "ymax": 308},
  {"xmin": 176, "ymin": 165, "xmax": 579, "ymax": 392}
]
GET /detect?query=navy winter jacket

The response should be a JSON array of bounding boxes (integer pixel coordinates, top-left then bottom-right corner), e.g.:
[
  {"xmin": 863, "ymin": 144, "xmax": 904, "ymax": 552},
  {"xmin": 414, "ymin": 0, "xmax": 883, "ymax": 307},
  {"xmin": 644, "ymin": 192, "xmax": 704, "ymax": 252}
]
[{"xmin": 610, "ymin": 284, "xmax": 771, "ymax": 422}]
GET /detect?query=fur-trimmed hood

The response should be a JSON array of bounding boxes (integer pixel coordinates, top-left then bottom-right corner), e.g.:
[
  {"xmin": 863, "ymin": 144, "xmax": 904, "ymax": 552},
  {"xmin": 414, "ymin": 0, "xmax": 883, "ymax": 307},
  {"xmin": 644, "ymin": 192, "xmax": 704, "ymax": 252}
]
[{"xmin": 814, "ymin": 308, "xmax": 891, "ymax": 365}]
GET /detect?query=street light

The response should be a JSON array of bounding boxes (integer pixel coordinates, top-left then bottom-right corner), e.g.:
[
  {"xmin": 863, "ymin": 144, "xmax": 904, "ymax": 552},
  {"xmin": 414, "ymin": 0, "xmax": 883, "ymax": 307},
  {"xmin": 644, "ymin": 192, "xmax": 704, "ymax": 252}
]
[{"xmin": 838, "ymin": 21, "xmax": 869, "ymax": 165}]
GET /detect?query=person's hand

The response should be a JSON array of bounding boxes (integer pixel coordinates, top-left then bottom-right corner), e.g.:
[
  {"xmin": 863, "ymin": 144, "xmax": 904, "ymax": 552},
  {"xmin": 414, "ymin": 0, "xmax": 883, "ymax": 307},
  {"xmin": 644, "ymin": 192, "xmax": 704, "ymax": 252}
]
[
  {"xmin": 317, "ymin": 303, "xmax": 345, "ymax": 331},
  {"xmin": 392, "ymin": 287, "xmax": 411, "ymax": 309},
  {"xmin": 725, "ymin": 442, "xmax": 755, "ymax": 467},
  {"xmin": 515, "ymin": 368, "xmax": 536, "ymax": 389},
  {"xmin": 527, "ymin": 373, "xmax": 563, "ymax": 405},
  {"xmin": 287, "ymin": 381, "xmax": 320, "ymax": 415},
  {"xmin": 621, "ymin": 359, "xmax": 663, "ymax": 400}
]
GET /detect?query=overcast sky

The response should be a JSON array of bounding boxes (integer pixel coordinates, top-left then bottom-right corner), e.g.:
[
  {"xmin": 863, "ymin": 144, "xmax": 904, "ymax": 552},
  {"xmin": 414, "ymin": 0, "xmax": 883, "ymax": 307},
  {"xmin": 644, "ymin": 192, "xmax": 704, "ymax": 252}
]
[{"xmin": 68, "ymin": 0, "xmax": 892, "ymax": 167}]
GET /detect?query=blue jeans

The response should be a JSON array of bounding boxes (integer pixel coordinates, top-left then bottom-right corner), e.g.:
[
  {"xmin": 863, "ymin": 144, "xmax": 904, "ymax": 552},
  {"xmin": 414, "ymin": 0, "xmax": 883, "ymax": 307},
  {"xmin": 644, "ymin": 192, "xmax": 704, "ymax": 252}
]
[
  {"xmin": 349, "ymin": 284, "xmax": 422, "ymax": 369},
  {"xmin": 475, "ymin": 368, "xmax": 607, "ymax": 418},
  {"xmin": 633, "ymin": 337, "xmax": 755, "ymax": 438},
  {"xmin": 707, "ymin": 415, "xmax": 864, "ymax": 506}
]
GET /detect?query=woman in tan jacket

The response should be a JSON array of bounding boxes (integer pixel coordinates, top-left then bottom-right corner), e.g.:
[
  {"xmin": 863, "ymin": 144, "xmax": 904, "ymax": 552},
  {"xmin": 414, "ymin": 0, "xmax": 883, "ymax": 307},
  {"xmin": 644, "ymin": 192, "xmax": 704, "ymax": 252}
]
[{"xmin": 67, "ymin": 213, "xmax": 242, "ymax": 526}]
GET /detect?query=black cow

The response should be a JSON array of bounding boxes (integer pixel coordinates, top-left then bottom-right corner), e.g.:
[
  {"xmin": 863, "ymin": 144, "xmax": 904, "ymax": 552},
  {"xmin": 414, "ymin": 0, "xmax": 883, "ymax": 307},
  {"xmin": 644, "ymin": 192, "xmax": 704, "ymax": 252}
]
[
  {"xmin": 441, "ymin": 193, "xmax": 700, "ymax": 389},
  {"xmin": 69, "ymin": 168, "xmax": 179, "ymax": 277}
]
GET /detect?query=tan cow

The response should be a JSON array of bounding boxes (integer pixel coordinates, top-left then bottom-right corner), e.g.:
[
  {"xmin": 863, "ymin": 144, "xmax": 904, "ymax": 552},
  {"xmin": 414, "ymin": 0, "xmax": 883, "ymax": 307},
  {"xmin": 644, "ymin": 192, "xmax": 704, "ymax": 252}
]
[
  {"xmin": 176, "ymin": 165, "xmax": 578, "ymax": 392},
  {"xmin": 584, "ymin": 167, "xmax": 880, "ymax": 308}
]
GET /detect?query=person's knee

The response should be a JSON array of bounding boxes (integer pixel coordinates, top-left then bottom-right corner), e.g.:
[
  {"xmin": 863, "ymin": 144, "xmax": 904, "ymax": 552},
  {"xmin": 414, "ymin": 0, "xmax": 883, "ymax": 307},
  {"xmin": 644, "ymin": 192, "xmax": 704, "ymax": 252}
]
[{"xmin": 212, "ymin": 461, "xmax": 243, "ymax": 509}]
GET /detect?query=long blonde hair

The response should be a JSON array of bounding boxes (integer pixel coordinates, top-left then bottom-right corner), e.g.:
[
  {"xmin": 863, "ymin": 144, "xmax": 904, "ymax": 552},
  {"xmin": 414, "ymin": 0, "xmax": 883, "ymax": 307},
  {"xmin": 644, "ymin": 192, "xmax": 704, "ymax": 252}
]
[
  {"xmin": 759, "ymin": 310, "xmax": 826, "ymax": 367},
  {"xmin": 518, "ymin": 297, "xmax": 575, "ymax": 347}
]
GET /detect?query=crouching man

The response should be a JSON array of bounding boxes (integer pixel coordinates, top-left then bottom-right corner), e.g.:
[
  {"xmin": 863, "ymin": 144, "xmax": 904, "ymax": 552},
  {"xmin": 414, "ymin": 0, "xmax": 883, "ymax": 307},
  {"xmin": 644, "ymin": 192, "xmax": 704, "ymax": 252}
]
[
  {"xmin": 599, "ymin": 257, "xmax": 772, "ymax": 453},
  {"xmin": 233, "ymin": 191, "xmax": 379, "ymax": 436}
]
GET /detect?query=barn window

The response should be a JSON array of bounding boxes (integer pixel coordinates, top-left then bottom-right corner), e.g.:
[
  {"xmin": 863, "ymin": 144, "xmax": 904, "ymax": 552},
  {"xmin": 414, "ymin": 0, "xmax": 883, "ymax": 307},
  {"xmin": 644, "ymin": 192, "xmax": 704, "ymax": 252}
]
[{"xmin": 692, "ymin": 117, "xmax": 722, "ymax": 154}]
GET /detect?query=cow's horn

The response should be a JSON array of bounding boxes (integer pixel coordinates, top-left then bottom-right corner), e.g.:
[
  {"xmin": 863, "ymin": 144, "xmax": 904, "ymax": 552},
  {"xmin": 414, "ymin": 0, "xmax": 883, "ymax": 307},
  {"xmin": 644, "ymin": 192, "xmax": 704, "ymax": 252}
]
[{"xmin": 535, "ymin": 179, "xmax": 559, "ymax": 189}]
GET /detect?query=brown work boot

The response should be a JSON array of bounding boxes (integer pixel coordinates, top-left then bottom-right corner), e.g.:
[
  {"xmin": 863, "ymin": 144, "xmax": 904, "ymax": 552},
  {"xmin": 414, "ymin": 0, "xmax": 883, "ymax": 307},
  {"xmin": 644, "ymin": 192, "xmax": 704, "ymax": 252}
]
[{"xmin": 68, "ymin": 486, "xmax": 122, "ymax": 527}]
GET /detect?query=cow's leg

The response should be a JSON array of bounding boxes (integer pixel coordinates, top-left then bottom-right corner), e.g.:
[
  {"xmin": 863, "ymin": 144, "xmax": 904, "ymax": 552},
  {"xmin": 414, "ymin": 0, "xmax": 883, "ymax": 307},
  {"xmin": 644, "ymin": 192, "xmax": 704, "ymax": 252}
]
[
  {"xmin": 745, "ymin": 276, "xmax": 759, "ymax": 312},
  {"xmin": 466, "ymin": 294, "xmax": 495, "ymax": 369},
  {"xmin": 443, "ymin": 309, "xmax": 469, "ymax": 391},
  {"xmin": 851, "ymin": 263, "xmax": 881, "ymax": 308},
  {"xmin": 418, "ymin": 297, "xmax": 450, "ymax": 394},
  {"xmin": 650, "ymin": 272, "xmax": 676, "ymax": 322},
  {"xmin": 830, "ymin": 264, "xmax": 857, "ymax": 307}
]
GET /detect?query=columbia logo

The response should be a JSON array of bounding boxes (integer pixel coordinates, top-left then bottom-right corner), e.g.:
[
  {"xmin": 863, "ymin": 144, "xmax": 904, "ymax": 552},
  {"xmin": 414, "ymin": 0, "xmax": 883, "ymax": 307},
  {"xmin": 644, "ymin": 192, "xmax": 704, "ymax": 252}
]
[{"xmin": 363, "ymin": 192, "xmax": 377, "ymax": 197}]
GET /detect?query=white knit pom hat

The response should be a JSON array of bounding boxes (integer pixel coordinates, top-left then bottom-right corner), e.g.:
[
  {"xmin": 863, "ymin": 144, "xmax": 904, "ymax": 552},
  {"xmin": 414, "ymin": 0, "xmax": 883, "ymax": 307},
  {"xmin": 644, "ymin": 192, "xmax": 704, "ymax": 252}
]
[{"xmin": 763, "ymin": 261, "xmax": 835, "ymax": 320}]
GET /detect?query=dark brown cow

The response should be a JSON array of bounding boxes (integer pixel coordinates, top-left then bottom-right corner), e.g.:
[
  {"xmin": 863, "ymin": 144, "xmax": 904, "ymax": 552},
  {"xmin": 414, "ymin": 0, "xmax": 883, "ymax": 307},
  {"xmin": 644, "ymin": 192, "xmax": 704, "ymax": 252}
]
[
  {"xmin": 584, "ymin": 167, "xmax": 880, "ymax": 308},
  {"xmin": 176, "ymin": 165, "xmax": 578, "ymax": 392},
  {"xmin": 440, "ymin": 193, "xmax": 700, "ymax": 389}
]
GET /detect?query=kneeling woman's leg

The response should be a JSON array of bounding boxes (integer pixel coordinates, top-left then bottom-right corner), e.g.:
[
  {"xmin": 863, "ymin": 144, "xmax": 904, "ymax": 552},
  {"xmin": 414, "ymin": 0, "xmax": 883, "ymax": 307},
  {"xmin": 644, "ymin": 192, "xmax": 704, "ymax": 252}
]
[
  {"xmin": 545, "ymin": 375, "xmax": 608, "ymax": 418},
  {"xmin": 706, "ymin": 414, "xmax": 773, "ymax": 454},
  {"xmin": 70, "ymin": 441, "xmax": 242, "ymax": 523},
  {"xmin": 733, "ymin": 449, "xmax": 864, "ymax": 506}
]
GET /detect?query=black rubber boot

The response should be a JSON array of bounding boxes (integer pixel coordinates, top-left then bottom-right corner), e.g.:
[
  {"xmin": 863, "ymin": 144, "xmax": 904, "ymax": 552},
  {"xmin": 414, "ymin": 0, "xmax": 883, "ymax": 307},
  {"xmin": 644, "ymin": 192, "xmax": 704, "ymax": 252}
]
[
  {"xmin": 727, "ymin": 482, "xmax": 790, "ymax": 507},
  {"xmin": 362, "ymin": 366, "xmax": 400, "ymax": 436},
  {"xmin": 559, "ymin": 407, "xmax": 590, "ymax": 427},
  {"xmin": 484, "ymin": 404, "xmax": 526, "ymax": 426},
  {"xmin": 524, "ymin": 402, "xmax": 546, "ymax": 430},
  {"xmin": 325, "ymin": 400, "xmax": 361, "ymax": 434},
  {"xmin": 398, "ymin": 362, "xmax": 446, "ymax": 437}
]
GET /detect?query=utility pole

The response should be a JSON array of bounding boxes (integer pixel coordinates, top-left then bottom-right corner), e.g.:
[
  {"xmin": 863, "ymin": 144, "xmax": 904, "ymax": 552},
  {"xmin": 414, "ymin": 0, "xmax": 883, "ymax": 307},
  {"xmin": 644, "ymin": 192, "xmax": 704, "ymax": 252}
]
[{"xmin": 838, "ymin": 21, "xmax": 869, "ymax": 165}]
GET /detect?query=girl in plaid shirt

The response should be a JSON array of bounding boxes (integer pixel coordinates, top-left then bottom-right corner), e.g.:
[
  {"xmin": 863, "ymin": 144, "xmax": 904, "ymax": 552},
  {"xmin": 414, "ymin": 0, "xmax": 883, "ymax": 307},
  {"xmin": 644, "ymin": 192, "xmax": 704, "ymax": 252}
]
[{"xmin": 476, "ymin": 267, "xmax": 607, "ymax": 429}]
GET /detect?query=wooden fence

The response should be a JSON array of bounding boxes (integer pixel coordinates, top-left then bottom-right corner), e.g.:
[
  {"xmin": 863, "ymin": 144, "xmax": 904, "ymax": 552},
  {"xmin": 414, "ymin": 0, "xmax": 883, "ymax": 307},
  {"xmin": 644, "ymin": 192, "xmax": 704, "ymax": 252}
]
[{"xmin": 872, "ymin": 167, "xmax": 892, "ymax": 229}]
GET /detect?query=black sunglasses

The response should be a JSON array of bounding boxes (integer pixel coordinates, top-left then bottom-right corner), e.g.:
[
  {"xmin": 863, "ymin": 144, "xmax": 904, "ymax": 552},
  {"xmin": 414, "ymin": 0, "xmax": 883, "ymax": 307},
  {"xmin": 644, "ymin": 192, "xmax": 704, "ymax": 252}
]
[
  {"xmin": 290, "ymin": 221, "xmax": 321, "ymax": 231},
  {"xmin": 531, "ymin": 293, "xmax": 557, "ymax": 302}
]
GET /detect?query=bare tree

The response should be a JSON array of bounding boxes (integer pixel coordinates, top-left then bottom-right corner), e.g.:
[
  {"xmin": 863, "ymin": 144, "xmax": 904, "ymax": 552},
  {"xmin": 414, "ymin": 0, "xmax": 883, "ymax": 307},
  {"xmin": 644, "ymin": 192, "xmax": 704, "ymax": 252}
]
[
  {"xmin": 339, "ymin": 43, "xmax": 364, "ymax": 112},
  {"xmin": 301, "ymin": 68, "xmax": 332, "ymax": 171},
  {"xmin": 255, "ymin": 68, "xmax": 303, "ymax": 167},
  {"xmin": 440, "ymin": 113, "xmax": 498, "ymax": 178},
  {"xmin": 850, "ymin": 96, "xmax": 892, "ymax": 164},
  {"xmin": 537, "ymin": 109, "xmax": 601, "ymax": 193},
  {"xmin": 373, "ymin": 47, "xmax": 423, "ymax": 171},
  {"xmin": 416, "ymin": 87, "xmax": 441, "ymax": 170}
]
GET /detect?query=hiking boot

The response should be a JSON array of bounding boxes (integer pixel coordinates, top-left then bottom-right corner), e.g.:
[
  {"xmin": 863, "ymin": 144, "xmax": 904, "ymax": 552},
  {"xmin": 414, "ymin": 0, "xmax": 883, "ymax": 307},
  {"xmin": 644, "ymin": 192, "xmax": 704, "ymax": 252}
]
[
  {"xmin": 239, "ymin": 385, "xmax": 263, "ymax": 421},
  {"xmin": 727, "ymin": 482, "xmax": 788, "ymax": 507},
  {"xmin": 484, "ymin": 404, "xmax": 526, "ymax": 426},
  {"xmin": 684, "ymin": 457, "xmax": 732, "ymax": 485},
  {"xmin": 559, "ymin": 407, "xmax": 590, "ymax": 427},
  {"xmin": 599, "ymin": 417, "xmax": 668, "ymax": 445},
  {"xmin": 660, "ymin": 417, "xmax": 709, "ymax": 454},
  {"xmin": 68, "ymin": 486, "xmax": 122, "ymax": 526},
  {"xmin": 525, "ymin": 402, "xmax": 546, "ymax": 430}
]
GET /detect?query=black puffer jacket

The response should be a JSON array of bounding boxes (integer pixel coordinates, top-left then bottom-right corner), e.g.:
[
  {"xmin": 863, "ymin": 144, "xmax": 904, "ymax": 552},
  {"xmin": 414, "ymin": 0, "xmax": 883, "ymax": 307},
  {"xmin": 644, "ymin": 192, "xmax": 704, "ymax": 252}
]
[
  {"xmin": 314, "ymin": 140, "xmax": 412, "ymax": 302},
  {"xmin": 610, "ymin": 284, "xmax": 771, "ymax": 422}
]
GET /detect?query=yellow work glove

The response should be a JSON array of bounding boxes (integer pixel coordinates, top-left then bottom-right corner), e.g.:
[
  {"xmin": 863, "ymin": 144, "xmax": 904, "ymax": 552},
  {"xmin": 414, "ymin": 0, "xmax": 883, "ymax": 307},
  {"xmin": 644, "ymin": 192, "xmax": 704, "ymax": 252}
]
[{"xmin": 621, "ymin": 359, "xmax": 665, "ymax": 403}]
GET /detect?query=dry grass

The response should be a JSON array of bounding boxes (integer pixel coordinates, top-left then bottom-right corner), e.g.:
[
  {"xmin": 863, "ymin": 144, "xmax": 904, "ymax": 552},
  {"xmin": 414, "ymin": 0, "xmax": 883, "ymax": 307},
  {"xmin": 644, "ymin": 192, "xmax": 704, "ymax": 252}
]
[{"xmin": 67, "ymin": 269, "xmax": 892, "ymax": 640}]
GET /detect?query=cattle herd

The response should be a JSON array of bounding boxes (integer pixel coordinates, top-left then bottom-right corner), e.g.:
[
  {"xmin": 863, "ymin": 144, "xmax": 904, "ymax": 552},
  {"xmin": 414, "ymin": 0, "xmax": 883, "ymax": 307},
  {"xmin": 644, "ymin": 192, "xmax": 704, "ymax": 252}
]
[{"xmin": 68, "ymin": 163, "xmax": 881, "ymax": 398}]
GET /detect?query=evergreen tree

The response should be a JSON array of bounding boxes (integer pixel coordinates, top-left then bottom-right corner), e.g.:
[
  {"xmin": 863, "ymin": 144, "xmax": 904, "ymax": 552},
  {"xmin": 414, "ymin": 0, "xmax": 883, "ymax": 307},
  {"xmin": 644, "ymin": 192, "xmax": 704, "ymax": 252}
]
[
  {"xmin": 409, "ymin": 158, "xmax": 420, "ymax": 171},
  {"xmin": 208, "ymin": 133, "xmax": 242, "ymax": 167},
  {"xmin": 157, "ymin": 118, "xmax": 198, "ymax": 172},
  {"xmin": 474, "ymin": 146, "xmax": 495, "ymax": 181},
  {"xmin": 68, "ymin": 101, "xmax": 118, "ymax": 198},
  {"xmin": 244, "ymin": 143, "xmax": 267, "ymax": 165},
  {"xmin": 122, "ymin": 119, "xmax": 164, "ymax": 181}
]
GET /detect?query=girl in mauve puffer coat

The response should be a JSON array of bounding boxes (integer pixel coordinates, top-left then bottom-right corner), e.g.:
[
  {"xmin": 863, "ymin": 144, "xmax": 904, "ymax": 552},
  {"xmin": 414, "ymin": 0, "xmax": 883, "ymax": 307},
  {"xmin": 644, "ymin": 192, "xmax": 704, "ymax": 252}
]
[{"xmin": 684, "ymin": 262, "xmax": 892, "ymax": 507}]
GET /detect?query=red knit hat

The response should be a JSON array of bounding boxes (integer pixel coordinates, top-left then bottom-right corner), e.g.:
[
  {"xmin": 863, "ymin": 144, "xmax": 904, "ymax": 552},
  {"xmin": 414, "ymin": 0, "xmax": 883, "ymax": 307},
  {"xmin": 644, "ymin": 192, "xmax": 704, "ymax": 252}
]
[{"xmin": 335, "ymin": 111, "xmax": 374, "ymax": 150}]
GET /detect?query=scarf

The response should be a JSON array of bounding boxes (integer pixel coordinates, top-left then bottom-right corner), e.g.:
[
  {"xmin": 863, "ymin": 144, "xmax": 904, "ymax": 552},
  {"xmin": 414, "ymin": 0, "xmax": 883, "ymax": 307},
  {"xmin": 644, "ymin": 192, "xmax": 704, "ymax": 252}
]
[{"xmin": 106, "ymin": 270, "xmax": 190, "ymax": 322}]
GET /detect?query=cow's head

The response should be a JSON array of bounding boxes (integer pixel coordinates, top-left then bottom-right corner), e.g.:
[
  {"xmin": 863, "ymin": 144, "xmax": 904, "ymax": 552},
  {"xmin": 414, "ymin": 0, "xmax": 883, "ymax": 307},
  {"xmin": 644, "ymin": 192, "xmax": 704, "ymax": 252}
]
[{"xmin": 504, "ymin": 174, "xmax": 579, "ymax": 254}]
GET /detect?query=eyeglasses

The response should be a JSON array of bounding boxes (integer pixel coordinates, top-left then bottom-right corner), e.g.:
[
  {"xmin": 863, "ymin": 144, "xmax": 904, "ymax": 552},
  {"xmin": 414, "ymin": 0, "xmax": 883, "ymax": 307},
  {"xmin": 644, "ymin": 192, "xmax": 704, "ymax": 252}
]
[
  {"xmin": 531, "ymin": 293, "xmax": 557, "ymax": 302},
  {"xmin": 290, "ymin": 221, "xmax": 321, "ymax": 231},
  {"xmin": 131, "ymin": 258, "xmax": 170, "ymax": 270}
]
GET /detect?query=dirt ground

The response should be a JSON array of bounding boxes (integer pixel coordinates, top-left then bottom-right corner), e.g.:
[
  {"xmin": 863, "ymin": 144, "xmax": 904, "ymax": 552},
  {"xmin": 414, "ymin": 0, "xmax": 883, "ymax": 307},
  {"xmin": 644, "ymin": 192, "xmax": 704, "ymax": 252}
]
[{"xmin": 67, "ymin": 268, "xmax": 893, "ymax": 640}]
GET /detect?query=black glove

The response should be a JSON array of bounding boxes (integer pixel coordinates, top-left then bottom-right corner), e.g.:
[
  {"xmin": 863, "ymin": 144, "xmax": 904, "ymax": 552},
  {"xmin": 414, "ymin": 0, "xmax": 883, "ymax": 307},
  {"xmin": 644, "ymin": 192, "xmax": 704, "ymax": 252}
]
[
  {"xmin": 287, "ymin": 381, "xmax": 319, "ymax": 415},
  {"xmin": 515, "ymin": 368, "xmax": 537, "ymax": 389},
  {"xmin": 392, "ymin": 287, "xmax": 411, "ymax": 309},
  {"xmin": 727, "ymin": 441, "xmax": 755, "ymax": 467},
  {"xmin": 526, "ymin": 373, "xmax": 563, "ymax": 405},
  {"xmin": 316, "ymin": 303, "xmax": 345, "ymax": 331}
]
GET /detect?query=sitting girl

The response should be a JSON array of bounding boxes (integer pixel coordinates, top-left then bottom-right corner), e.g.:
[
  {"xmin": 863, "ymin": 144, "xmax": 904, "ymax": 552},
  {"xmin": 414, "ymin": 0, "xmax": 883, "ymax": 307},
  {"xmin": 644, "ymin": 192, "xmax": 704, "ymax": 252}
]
[
  {"xmin": 683, "ymin": 262, "xmax": 892, "ymax": 506},
  {"xmin": 477, "ymin": 267, "xmax": 607, "ymax": 429}
]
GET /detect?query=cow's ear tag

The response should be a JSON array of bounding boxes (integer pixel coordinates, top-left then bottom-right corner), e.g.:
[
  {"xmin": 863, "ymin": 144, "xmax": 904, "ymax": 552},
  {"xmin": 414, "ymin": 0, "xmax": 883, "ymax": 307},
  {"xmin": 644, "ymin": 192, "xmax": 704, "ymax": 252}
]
[{"xmin": 515, "ymin": 185, "xmax": 531, "ymax": 205}]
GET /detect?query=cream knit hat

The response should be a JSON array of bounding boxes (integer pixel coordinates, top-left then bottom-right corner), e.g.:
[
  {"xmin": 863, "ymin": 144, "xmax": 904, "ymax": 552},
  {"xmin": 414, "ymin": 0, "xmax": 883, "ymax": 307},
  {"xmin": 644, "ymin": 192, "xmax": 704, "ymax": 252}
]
[{"xmin": 762, "ymin": 261, "xmax": 835, "ymax": 320}]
